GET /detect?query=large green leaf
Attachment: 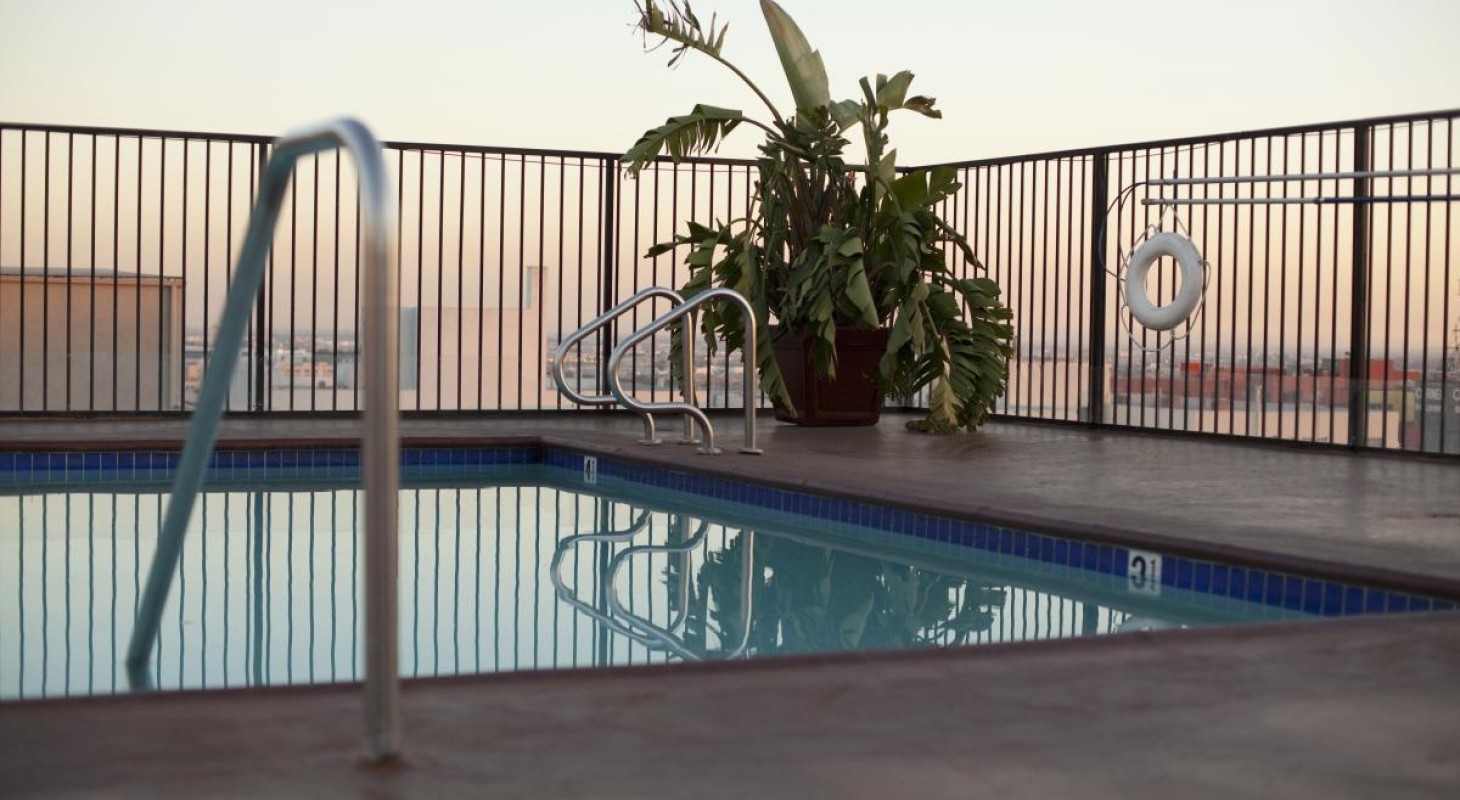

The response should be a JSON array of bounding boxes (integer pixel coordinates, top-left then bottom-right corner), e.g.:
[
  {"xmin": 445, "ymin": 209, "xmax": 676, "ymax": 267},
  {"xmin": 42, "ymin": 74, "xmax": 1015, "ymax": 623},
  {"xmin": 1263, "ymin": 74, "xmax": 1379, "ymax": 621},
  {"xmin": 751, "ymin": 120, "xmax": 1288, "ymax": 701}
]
[
  {"xmin": 843, "ymin": 261, "xmax": 878, "ymax": 327},
  {"xmin": 874, "ymin": 72, "xmax": 912, "ymax": 111},
  {"xmin": 926, "ymin": 166, "xmax": 960, "ymax": 201},
  {"xmin": 872, "ymin": 71, "xmax": 941, "ymax": 119},
  {"xmin": 829, "ymin": 99, "xmax": 862, "ymax": 131},
  {"xmin": 760, "ymin": 0, "xmax": 831, "ymax": 113},
  {"xmin": 890, "ymin": 170, "xmax": 929, "ymax": 210},
  {"xmin": 622, "ymin": 105, "xmax": 744, "ymax": 176},
  {"xmin": 901, "ymin": 95, "xmax": 940, "ymax": 119},
  {"xmin": 638, "ymin": 0, "xmax": 731, "ymax": 65}
]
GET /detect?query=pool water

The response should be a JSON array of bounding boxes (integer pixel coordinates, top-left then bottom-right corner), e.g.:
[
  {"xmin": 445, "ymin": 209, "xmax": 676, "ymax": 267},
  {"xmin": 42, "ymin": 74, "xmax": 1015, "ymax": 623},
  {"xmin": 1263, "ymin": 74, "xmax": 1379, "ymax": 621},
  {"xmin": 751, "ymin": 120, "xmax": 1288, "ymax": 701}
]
[{"xmin": 0, "ymin": 455, "xmax": 1330, "ymax": 701}]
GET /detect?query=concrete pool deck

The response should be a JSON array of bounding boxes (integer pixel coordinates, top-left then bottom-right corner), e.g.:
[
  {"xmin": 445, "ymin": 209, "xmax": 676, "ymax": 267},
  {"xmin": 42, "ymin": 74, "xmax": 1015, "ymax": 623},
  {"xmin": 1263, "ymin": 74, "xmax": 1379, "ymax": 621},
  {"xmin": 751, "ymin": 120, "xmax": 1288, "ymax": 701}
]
[{"xmin": 1, "ymin": 414, "xmax": 1458, "ymax": 798}]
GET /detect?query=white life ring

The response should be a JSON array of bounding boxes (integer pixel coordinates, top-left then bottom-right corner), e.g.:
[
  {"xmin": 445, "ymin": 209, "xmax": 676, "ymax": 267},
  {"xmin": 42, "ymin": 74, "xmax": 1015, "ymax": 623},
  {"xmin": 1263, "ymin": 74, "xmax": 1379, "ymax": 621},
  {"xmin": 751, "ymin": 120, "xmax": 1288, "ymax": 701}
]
[{"xmin": 1124, "ymin": 231, "xmax": 1204, "ymax": 331}]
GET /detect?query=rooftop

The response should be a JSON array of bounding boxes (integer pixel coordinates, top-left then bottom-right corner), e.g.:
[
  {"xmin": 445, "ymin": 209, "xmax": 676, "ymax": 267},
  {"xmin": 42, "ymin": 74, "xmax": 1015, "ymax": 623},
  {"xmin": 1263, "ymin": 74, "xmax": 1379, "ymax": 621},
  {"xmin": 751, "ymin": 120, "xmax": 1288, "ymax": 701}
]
[{"xmin": 1, "ymin": 414, "xmax": 1457, "ymax": 798}]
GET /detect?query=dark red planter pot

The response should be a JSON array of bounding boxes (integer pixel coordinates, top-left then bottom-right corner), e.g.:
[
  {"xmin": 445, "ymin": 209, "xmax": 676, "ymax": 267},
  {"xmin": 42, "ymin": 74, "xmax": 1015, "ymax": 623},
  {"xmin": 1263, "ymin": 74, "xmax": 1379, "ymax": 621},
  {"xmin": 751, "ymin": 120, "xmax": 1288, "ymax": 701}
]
[{"xmin": 771, "ymin": 327, "xmax": 890, "ymax": 426}]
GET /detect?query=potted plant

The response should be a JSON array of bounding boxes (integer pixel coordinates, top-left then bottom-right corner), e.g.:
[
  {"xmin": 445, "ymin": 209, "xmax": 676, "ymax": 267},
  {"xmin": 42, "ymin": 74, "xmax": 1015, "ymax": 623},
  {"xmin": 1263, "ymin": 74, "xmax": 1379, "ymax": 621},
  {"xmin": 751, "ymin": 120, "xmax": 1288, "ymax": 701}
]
[{"xmin": 623, "ymin": 0, "xmax": 1013, "ymax": 432}]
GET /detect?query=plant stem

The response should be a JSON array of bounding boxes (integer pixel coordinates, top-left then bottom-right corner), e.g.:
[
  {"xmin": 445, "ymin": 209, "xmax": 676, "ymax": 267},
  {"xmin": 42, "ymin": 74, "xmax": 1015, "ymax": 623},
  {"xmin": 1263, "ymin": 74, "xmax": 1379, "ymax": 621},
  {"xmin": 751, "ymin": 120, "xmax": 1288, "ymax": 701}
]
[{"xmin": 705, "ymin": 51, "xmax": 786, "ymax": 128}]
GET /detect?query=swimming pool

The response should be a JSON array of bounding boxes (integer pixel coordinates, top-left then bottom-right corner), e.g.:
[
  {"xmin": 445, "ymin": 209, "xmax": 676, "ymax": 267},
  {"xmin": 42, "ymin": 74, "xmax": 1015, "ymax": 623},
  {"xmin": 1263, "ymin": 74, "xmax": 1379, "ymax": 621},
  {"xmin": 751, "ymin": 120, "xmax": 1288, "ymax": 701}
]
[{"xmin": 1, "ymin": 446, "xmax": 1451, "ymax": 700}]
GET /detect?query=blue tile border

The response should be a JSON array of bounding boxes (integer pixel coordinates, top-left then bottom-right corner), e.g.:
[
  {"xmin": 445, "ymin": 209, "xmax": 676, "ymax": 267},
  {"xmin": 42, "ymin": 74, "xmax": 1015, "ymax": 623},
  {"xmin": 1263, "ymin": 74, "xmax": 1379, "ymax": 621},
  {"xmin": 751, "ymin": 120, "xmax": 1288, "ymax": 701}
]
[
  {"xmin": 541, "ymin": 449, "xmax": 1457, "ymax": 622},
  {"xmin": 0, "ymin": 445, "xmax": 541, "ymax": 486},
  {"xmin": 3, "ymin": 445, "xmax": 1454, "ymax": 621}
]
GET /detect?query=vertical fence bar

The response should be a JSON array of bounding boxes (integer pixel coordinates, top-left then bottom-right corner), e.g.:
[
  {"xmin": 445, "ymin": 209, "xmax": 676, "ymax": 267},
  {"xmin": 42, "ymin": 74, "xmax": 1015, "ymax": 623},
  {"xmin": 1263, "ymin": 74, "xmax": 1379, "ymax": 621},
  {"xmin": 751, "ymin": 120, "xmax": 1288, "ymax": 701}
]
[
  {"xmin": 1441, "ymin": 121, "xmax": 1454, "ymax": 453},
  {"xmin": 157, "ymin": 138, "xmax": 166, "ymax": 412},
  {"xmin": 1347, "ymin": 125, "xmax": 1373, "ymax": 449},
  {"xmin": 435, "ymin": 151, "xmax": 446, "ymax": 411},
  {"xmin": 18, "ymin": 131, "xmax": 27, "ymax": 411},
  {"xmin": 415, "ymin": 150, "xmax": 426, "ymax": 411},
  {"xmin": 1379, "ymin": 126, "xmax": 1395, "ymax": 443},
  {"xmin": 518, "ymin": 156, "xmax": 530, "ymax": 410},
  {"xmin": 310, "ymin": 153, "xmax": 320, "ymax": 413},
  {"xmin": 43, "ymin": 133, "xmax": 51, "ymax": 411},
  {"xmin": 630, "ymin": 164, "xmax": 643, "ymax": 399},
  {"xmin": 456, "ymin": 151, "xmax": 466, "ymax": 411},
  {"xmin": 220, "ymin": 142, "xmax": 232, "ymax": 412},
  {"xmin": 88, "ymin": 135, "xmax": 97, "ymax": 410},
  {"xmin": 252, "ymin": 142, "xmax": 268, "ymax": 411},
  {"xmin": 132, "ymin": 137, "xmax": 143, "ymax": 411},
  {"xmin": 993, "ymin": 163, "xmax": 1006, "ymax": 414},
  {"xmin": 598, "ymin": 158, "xmax": 618, "ymax": 396},
  {"xmin": 495, "ymin": 155, "xmax": 507, "ymax": 410},
  {"xmin": 1275, "ymin": 137, "xmax": 1289, "ymax": 439},
  {"xmin": 1417, "ymin": 123, "xmax": 1433, "ymax": 449},
  {"xmin": 1073, "ymin": 159, "xmax": 1085, "ymax": 422},
  {"xmin": 1116, "ymin": 152, "xmax": 1132, "ymax": 426},
  {"xmin": 179, "ymin": 139, "xmax": 189, "ymax": 412},
  {"xmin": 1086, "ymin": 150, "xmax": 1109, "ymax": 424},
  {"xmin": 64, "ymin": 134, "xmax": 74, "ymax": 411}
]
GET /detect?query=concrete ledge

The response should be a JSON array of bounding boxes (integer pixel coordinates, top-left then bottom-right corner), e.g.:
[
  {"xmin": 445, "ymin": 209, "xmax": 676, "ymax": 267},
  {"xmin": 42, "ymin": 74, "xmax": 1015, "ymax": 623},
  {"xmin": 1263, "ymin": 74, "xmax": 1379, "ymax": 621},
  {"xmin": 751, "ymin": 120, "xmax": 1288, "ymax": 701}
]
[{"xmin": 3, "ymin": 612, "xmax": 1458, "ymax": 799}]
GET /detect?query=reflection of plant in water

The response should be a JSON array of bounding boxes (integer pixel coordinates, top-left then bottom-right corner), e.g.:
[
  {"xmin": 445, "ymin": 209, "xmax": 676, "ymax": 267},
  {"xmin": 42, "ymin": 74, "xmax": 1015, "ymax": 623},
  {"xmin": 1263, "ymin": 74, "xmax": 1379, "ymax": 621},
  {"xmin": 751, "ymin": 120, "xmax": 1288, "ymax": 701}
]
[
  {"xmin": 663, "ymin": 516, "xmax": 711, "ymax": 650},
  {"xmin": 671, "ymin": 529, "xmax": 750, "ymax": 654},
  {"xmin": 678, "ymin": 531, "xmax": 1006, "ymax": 657}
]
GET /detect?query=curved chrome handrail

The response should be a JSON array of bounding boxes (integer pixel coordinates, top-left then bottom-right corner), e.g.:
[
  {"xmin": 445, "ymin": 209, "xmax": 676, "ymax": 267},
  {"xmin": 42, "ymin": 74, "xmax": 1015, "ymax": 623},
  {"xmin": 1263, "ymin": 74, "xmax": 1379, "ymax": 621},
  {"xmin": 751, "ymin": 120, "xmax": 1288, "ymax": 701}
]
[
  {"xmin": 123, "ymin": 119, "xmax": 401, "ymax": 761},
  {"xmin": 607, "ymin": 288, "xmax": 763, "ymax": 455},
  {"xmin": 550, "ymin": 287, "xmax": 698, "ymax": 445}
]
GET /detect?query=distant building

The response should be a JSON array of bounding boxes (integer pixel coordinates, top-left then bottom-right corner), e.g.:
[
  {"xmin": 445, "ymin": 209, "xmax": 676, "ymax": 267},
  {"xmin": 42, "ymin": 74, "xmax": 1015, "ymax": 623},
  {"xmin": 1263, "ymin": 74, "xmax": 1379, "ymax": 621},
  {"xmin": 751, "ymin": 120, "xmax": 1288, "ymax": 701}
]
[
  {"xmin": 400, "ymin": 265, "xmax": 547, "ymax": 410},
  {"xmin": 0, "ymin": 268, "xmax": 183, "ymax": 411},
  {"xmin": 1409, "ymin": 382, "xmax": 1460, "ymax": 455}
]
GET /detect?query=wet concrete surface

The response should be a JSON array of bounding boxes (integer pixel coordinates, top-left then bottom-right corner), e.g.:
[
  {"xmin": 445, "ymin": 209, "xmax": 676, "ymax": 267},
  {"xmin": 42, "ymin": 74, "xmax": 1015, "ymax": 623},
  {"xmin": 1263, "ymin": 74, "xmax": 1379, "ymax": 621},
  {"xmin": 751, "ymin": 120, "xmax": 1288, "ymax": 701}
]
[{"xmin": 1, "ymin": 414, "xmax": 1458, "ymax": 797}]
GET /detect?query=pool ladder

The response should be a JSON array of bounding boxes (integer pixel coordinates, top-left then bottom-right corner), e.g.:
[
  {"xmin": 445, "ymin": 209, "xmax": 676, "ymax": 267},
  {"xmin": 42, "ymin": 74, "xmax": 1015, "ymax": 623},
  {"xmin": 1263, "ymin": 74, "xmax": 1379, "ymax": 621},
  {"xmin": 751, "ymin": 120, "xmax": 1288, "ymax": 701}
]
[
  {"xmin": 551, "ymin": 288, "xmax": 763, "ymax": 454},
  {"xmin": 123, "ymin": 119, "xmax": 403, "ymax": 762}
]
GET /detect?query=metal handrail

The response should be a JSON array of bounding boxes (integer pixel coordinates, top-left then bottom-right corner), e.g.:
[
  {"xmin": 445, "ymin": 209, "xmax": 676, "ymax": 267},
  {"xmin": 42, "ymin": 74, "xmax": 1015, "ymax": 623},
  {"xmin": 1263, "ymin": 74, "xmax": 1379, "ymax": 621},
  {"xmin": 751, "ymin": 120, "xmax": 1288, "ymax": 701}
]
[
  {"xmin": 607, "ymin": 288, "xmax": 764, "ymax": 455},
  {"xmin": 1147, "ymin": 167, "xmax": 1460, "ymax": 186},
  {"xmin": 551, "ymin": 287, "xmax": 698, "ymax": 445},
  {"xmin": 1141, "ymin": 167, "xmax": 1460, "ymax": 206},
  {"xmin": 123, "ymin": 119, "xmax": 401, "ymax": 761}
]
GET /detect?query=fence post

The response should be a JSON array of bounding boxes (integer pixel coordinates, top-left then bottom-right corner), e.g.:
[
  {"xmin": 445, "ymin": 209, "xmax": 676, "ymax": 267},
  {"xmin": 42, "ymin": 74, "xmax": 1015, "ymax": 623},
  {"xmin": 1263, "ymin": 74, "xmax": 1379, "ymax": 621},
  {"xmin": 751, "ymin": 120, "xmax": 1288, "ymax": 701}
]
[
  {"xmin": 1086, "ymin": 150, "xmax": 1110, "ymax": 425},
  {"xmin": 598, "ymin": 157, "xmax": 619, "ymax": 401},
  {"xmin": 1347, "ymin": 126, "xmax": 1373, "ymax": 449}
]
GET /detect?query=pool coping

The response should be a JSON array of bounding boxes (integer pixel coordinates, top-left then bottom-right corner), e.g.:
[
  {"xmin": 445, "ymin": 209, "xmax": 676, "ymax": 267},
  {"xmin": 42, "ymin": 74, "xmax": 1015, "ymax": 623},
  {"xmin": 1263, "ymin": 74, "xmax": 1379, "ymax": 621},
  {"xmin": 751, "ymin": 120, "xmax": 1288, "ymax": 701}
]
[
  {"xmin": 5, "ymin": 608, "xmax": 1452, "ymax": 712},
  {"xmin": 3, "ymin": 608, "xmax": 1458, "ymax": 800}
]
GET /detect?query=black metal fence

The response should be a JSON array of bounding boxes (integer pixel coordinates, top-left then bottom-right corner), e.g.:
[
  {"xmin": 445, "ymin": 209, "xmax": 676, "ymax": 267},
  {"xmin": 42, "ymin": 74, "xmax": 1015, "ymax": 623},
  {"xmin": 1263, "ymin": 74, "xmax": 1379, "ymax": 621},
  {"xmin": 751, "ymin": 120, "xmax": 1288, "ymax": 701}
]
[
  {"xmin": 935, "ymin": 110, "xmax": 1458, "ymax": 455},
  {"xmin": 0, "ymin": 111, "xmax": 1455, "ymax": 455}
]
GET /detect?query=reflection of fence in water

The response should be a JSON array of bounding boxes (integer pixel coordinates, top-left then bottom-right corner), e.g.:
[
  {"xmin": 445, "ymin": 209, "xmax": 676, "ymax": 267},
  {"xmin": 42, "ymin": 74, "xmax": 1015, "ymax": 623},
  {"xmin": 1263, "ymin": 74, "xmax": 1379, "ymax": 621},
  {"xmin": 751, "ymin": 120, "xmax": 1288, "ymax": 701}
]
[{"xmin": 0, "ymin": 484, "xmax": 1161, "ymax": 700}]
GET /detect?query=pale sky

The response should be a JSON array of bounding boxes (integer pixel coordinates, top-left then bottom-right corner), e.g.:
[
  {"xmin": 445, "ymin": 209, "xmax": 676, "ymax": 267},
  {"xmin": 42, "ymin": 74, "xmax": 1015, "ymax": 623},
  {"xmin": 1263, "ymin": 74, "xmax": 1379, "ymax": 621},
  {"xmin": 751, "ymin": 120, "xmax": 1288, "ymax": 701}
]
[{"xmin": 1, "ymin": 0, "xmax": 1457, "ymax": 164}]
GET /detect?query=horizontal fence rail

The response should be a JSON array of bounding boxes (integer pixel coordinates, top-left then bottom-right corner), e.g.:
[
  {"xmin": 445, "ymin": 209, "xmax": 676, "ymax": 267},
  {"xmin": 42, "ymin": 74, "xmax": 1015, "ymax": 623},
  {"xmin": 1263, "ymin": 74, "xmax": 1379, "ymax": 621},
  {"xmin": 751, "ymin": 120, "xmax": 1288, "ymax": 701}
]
[{"xmin": 1, "ymin": 112, "xmax": 1456, "ymax": 456}]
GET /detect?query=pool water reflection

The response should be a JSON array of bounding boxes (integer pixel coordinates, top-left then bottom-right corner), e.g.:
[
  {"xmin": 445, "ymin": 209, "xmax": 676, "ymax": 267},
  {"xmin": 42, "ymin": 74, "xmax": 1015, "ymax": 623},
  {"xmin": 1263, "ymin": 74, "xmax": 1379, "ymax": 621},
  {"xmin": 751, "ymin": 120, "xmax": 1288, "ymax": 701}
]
[{"xmin": 0, "ymin": 465, "xmax": 1299, "ymax": 700}]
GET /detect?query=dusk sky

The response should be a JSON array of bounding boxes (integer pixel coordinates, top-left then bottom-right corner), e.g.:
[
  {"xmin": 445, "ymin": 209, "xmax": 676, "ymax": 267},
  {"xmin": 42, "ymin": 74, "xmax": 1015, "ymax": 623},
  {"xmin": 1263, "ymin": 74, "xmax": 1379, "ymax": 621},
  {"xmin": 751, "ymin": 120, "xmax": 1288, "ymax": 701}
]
[{"xmin": 2, "ymin": 0, "xmax": 1457, "ymax": 162}]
